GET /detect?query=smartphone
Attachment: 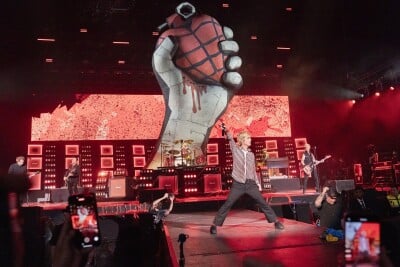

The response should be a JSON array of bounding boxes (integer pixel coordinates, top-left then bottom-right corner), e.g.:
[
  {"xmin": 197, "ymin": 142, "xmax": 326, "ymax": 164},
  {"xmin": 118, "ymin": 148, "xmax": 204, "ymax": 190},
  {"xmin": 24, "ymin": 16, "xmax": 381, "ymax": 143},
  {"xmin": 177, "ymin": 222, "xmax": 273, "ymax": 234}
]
[
  {"xmin": 344, "ymin": 213, "xmax": 380, "ymax": 266},
  {"xmin": 68, "ymin": 193, "xmax": 101, "ymax": 248}
]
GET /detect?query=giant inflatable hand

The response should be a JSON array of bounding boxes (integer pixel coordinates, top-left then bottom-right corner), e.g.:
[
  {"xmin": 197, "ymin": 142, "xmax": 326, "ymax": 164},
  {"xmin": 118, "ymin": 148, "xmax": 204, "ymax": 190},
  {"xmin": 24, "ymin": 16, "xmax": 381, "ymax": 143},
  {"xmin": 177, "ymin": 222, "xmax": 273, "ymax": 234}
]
[{"xmin": 147, "ymin": 2, "xmax": 242, "ymax": 169}]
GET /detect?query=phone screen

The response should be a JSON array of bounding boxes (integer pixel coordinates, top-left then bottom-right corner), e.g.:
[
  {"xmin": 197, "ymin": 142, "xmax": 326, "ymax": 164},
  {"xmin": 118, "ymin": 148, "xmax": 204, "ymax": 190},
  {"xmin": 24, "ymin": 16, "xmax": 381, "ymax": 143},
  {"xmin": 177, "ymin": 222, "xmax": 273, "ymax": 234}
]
[
  {"xmin": 68, "ymin": 194, "xmax": 101, "ymax": 248},
  {"xmin": 344, "ymin": 215, "xmax": 380, "ymax": 266}
]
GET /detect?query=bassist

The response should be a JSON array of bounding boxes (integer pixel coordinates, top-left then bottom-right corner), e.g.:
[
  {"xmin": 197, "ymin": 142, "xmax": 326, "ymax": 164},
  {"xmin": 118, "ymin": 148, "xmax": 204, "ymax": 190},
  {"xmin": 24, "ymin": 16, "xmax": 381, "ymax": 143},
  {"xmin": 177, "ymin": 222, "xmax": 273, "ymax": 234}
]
[{"xmin": 64, "ymin": 157, "xmax": 81, "ymax": 195}]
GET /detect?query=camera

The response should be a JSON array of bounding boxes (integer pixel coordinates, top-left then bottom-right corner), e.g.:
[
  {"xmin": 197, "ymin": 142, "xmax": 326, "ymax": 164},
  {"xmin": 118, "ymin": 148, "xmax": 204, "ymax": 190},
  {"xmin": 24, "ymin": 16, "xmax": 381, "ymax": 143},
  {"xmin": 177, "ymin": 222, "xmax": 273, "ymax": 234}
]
[{"xmin": 68, "ymin": 193, "xmax": 101, "ymax": 248}]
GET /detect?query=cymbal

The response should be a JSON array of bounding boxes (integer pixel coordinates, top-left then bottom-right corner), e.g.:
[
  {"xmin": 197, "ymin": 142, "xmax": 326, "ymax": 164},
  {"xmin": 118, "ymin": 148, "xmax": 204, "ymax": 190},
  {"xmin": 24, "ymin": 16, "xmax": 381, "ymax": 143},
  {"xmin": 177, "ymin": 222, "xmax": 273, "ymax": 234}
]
[{"xmin": 168, "ymin": 149, "xmax": 180, "ymax": 155}]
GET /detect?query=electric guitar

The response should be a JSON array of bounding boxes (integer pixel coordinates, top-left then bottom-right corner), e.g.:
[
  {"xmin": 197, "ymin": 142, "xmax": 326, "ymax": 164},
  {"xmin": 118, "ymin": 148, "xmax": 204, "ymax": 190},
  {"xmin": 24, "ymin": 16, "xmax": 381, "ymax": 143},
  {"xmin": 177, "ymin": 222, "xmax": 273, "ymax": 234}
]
[
  {"xmin": 29, "ymin": 170, "xmax": 41, "ymax": 178},
  {"xmin": 303, "ymin": 155, "xmax": 331, "ymax": 176}
]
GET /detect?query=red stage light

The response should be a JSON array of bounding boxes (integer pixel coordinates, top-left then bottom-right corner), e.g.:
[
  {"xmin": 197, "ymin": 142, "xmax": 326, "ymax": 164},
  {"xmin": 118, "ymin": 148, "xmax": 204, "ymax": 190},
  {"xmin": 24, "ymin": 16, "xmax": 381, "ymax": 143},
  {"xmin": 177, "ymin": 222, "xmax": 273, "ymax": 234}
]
[
  {"xmin": 45, "ymin": 58, "xmax": 54, "ymax": 63},
  {"xmin": 222, "ymin": 3, "xmax": 230, "ymax": 8},
  {"xmin": 250, "ymin": 35, "xmax": 258, "ymax": 40},
  {"xmin": 285, "ymin": 7, "xmax": 293, "ymax": 11},
  {"xmin": 276, "ymin": 64, "xmax": 283, "ymax": 69},
  {"xmin": 351, "ymin": 100, "xmax": 356, "ymax": 104},
  {"xmin": 389, "ymin": 86, "xmax": 395, "ymax": 90},
  {"xmin": 118, "ymin": 60, "xmax": 126, "ymax": 64},
  {"xmin": 375, "ymin": 92, "xmax": 380, "ymax": 96},
  {"xmin": 277, "ymin": 47, "xmax": 291, "ymax": 50},
  {"xmin": 152, "ymin": 31, "xmax": 159, "ymax": 36},
  {"xmin": 80, "ymin": 28, "xmax": 88, "ymax": 33}
]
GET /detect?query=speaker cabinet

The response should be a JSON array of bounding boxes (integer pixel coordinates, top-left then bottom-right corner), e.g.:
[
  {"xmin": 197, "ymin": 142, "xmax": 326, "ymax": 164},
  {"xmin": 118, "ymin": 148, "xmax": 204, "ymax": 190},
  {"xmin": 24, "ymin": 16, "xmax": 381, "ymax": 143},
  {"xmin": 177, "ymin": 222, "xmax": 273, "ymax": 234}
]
[
  {"xmin": 270, "ymin": 178, "xmax": 301, "ymax": 192},
  {"xmin": 158, "ymin": 175, "xmax": 178, "ymax": 194},
  {"xmin": 270, "ymin": 202, "xmax": 313, "ymax": 224},
  {"xmin": 138, "ymin": 189, "xmax": 167, "ymax": 203},
  {"xmin": 335, "ymin": 179, "xmax": 355, "ymax": 193},
  {"xmin": 204, "ymin": 174, "xmax": 222, "ymax": 193},
  {"xmin": 50, "ymin": 188, "xmax": 69, "ymax": 203},
  {"xmin": 109, "ymin": 177, "xmax": 126, "ymax": 198}
]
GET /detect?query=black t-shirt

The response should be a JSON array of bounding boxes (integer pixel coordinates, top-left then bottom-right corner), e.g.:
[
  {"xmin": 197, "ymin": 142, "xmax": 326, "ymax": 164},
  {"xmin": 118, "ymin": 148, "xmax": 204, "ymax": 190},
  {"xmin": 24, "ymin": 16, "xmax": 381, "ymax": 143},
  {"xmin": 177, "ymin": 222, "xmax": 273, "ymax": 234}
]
[
  {"xmin": 8, "ymin": 163, "xmax": 27, "ymax": 176},
  {"xmin": 303, "ymin": 151, "xmax": 314, "ymax": 166},
  {"xmin": 65, "ymin": 164, "xmax": 81, "ymax": 179},
  {"xmin": 318, "ymin": 195, "xmax": 343, "ymax": 229}
]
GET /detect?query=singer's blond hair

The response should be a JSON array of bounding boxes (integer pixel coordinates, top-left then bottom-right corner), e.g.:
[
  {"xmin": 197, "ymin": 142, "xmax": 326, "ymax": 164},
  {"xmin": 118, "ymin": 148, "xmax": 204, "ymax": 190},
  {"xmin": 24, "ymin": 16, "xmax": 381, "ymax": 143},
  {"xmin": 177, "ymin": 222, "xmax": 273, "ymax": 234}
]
[{"xmin": 237, "ymin": 131, "xmax": 251, "ymax": 146}]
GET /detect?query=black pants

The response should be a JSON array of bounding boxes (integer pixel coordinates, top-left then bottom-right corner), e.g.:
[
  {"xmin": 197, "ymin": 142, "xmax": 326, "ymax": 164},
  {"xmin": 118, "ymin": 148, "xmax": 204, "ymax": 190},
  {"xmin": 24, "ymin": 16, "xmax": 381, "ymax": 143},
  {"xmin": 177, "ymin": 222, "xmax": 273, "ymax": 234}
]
[
  {"xmin": 67, "ymin": 178, "xmax": 79, "ymax": 195},
  {"xmin": 213, "ymin": 180, "xmax": 277, "ymax": 226},
  {"xmin": 303, "ymin": 169, "xmax": 320, "ymax": 193}
]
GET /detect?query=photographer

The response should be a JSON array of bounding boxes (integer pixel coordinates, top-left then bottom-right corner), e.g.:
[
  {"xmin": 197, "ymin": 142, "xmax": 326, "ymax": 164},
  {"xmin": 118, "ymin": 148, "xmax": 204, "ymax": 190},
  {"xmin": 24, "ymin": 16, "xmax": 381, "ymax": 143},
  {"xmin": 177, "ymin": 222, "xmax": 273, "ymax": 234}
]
[{"xmin": 314, "ymin": 182, "xmax": 344, "ymax": 240}]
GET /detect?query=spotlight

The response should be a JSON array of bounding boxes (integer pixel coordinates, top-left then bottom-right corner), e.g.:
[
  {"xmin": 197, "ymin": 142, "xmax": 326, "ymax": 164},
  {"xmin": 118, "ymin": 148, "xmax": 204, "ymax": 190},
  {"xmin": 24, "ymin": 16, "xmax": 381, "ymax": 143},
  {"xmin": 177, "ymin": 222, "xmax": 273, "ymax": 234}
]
[
  {"xmin": 360, "ymin": 94, "xmax": 364, "ymax": 98},
  {"xmin": 389, "ymin": 86, "xmax": 395, "ymax": 91},
  {"xmin": 375, "ymin": 92, "xmax": 380, "ymax": 97},
  {"xmin": 351, "ymin": 100, "xmax": 356, "ymax": 104}
]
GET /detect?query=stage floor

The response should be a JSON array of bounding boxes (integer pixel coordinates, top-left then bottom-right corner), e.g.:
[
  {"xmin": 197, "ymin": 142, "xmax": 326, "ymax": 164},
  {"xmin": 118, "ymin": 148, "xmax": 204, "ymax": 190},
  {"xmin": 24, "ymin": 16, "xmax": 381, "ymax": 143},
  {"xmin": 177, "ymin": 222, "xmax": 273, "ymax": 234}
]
[{"xmin": 165, "ymin": 210, "xmax": 343, "ymax": 267}]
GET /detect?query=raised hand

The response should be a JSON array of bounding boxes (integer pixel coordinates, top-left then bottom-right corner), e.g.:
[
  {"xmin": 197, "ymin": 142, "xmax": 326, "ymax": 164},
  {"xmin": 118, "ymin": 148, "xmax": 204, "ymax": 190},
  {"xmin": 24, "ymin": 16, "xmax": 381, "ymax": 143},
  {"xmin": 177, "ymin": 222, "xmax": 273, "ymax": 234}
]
[{"xmin": 147, "ymin": 2, "xmax": 242, "ymax": 169}]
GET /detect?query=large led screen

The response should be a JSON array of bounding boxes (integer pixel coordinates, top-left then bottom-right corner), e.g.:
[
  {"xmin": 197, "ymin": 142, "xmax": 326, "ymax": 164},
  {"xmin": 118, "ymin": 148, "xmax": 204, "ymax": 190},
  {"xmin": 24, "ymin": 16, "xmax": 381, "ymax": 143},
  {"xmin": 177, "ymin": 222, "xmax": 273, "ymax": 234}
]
[{"xmin": 31, "ymin": 94, "xmax": 291, "ymax": 141}]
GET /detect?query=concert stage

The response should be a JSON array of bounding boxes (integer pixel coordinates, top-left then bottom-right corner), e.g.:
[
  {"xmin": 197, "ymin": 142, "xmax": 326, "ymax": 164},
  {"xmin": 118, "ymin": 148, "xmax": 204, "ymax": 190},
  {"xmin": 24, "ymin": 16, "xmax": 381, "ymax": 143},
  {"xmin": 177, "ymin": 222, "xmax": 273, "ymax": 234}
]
[
  {"xmin": 22, "ymin": 189, "xmax": 320, "ymax": 215},
  {"xmin": 165, "ymin": 210, "xmax": 343, "ymax": 267},
  {"xmin": 20, "ymin": 189, "xmax": 339, "ymax": 267}
]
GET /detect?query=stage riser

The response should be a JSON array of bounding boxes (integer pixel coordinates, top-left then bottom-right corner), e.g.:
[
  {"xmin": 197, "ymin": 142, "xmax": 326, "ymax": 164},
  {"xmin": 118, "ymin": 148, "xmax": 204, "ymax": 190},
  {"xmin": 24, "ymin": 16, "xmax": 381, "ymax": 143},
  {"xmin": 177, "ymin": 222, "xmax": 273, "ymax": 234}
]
[{"xmin": 22, "ymin": 188, "xmax": 96, "ymax": 203}]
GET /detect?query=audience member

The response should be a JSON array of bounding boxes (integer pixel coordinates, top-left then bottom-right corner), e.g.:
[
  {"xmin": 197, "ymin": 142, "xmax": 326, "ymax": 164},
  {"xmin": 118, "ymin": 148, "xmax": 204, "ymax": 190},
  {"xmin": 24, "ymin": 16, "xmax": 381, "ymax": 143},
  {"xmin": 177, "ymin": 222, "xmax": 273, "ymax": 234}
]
[
  {"xmin": 348, "ymin": 186, "xmax": 370, "ymax": 212},
  {"xmin": 386, "ymin": 187, "xmax": 400, "ymax": 216}
]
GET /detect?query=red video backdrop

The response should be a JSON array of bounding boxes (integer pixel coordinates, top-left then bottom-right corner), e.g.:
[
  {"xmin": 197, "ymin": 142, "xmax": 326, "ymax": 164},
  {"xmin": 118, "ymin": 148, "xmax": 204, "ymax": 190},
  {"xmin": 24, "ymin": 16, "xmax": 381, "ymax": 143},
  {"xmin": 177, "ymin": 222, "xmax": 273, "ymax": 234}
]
[{"xmin": 31, "ymin": 94, "xmax": 291, "ymax": 141}]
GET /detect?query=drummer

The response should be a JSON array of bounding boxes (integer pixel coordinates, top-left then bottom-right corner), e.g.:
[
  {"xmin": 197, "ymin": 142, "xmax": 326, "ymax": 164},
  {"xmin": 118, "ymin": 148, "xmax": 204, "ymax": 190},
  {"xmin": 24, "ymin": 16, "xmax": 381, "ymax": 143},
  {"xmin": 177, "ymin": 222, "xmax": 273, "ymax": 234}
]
[{"xmin": 181, "ymin": 142, "xmax": 192, "ymax": 161}]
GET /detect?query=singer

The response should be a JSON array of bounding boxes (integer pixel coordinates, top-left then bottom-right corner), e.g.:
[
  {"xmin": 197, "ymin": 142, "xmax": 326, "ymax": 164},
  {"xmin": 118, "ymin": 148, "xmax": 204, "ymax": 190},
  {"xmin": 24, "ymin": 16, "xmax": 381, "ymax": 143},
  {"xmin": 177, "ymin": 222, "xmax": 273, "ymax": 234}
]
[{"xmin": 210, "ymin": 125, "xmax": 284, "ymax": 234}]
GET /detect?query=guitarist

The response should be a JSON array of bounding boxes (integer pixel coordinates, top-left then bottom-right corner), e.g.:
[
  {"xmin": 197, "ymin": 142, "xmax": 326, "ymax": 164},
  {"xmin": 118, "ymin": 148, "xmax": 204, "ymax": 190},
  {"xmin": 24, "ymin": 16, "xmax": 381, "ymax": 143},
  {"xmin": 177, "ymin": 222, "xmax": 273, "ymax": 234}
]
[
  {"xmin": 64, "ymin": 157, "xmax": 81, "ymax": 195},
  {"xmin": 301, "ymin": 144, "xmax": 320, "ymax": 194}
]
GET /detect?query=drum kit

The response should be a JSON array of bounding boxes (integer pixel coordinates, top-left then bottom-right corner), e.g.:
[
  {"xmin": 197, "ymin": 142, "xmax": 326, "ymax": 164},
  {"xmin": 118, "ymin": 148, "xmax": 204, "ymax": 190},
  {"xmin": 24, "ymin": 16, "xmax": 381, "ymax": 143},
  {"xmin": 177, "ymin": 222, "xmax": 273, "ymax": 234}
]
[{"xmin": 161, "ymin": 139, "xmax": 201, "ymax": 167}]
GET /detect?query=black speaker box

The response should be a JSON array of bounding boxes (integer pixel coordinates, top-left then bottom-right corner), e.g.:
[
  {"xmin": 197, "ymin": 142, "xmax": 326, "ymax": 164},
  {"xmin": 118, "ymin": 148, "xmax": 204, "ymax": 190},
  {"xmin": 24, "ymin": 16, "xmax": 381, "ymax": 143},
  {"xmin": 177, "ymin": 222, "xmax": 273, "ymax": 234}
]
[
  {"xmin": 334, "ymin": 179, "xmax": 355, "ymax": 193},
  {"xmin": 270, "ymin": 178, "xmax": 301, "ymax": 191},
  {"xmin": 138, "ymin": 188, "xmax": 167, "ymax": 203},
  {"xmin": 50, "ymin": 188, "xmax": 69, "ymax": 203},
  {"xmin": 270, "ymin": 202, "xmax": 313, "ymax": 224}
]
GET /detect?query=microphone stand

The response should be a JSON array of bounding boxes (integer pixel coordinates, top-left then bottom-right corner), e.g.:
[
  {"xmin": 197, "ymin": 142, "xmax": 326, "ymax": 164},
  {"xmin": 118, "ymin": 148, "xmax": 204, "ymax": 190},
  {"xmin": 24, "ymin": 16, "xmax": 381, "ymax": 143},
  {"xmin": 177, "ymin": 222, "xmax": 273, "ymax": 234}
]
[{"xmin": 178, "ymin": 233, "xmax": 188, "ymax": 267}]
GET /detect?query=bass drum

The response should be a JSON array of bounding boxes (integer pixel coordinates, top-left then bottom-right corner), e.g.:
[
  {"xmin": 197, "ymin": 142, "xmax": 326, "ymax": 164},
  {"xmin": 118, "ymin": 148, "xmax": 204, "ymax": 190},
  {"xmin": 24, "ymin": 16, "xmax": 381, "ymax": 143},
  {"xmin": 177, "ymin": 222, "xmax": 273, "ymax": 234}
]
[
  {"xmin": 174, "ymin": 156, "xmax": 186, "ymax": 167},
  {"xmin": 195, "ymin": 155, "xmax": 206, "ymax": 166}
]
